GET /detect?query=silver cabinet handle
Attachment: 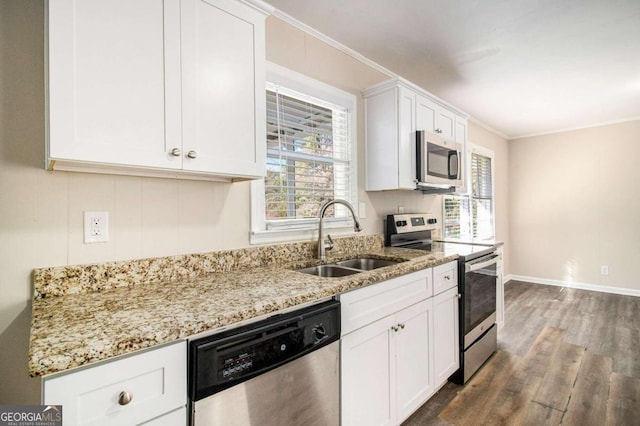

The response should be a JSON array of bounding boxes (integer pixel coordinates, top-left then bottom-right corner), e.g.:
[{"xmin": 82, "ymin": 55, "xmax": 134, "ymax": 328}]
[
  {"xmin": 187, "ymin": 150, "xmax": 197, "ymax": 159},
  {"xmin": 118, "ymin": 391, "xmax": 133, "ymax": 406},
  {"xmin": 457, "ymin": 294, "xmax": 462, "ymax": 299},
  {"xmin": 170, "ymin": 148, "xmax": 181, "ymax": 157},
  {"xmin": 444, "ymin": 275, "xmax": 451, "ymax": 280}
]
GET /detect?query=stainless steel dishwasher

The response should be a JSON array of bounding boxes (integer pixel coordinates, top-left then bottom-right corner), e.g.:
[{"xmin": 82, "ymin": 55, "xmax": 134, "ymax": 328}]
[{"xmin": 189, "ymin": 299, "xmax": 340, "ymax": 426}]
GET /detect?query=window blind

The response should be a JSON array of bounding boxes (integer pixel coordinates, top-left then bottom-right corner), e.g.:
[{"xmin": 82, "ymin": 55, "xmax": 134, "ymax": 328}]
[
  {"xmin": 443, "ymin": 195, "xmax": 471, "ymax": 239},
  {"xmin": 265, "ymin": 87, "xmax": 353, "ymax": 225},
  {"xmin": 443, "ymin": 150, "xmax": 494, "ymax": 240},
  {"xmin": 470, "ymin": 153, "xmax": 493, "ymax": 240}
]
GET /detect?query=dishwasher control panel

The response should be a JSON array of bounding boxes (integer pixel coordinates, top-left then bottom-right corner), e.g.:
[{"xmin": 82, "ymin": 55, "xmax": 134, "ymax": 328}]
[{"xmin": 189, "ymin": 300, "xmax": 340, "ymax": 401}]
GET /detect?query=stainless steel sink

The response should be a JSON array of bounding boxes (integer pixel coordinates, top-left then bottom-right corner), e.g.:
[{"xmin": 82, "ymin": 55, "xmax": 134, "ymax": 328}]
[
  {"xmin": 296, "ymin": 265, "xmax": 362, "ymax": 277},
  {"xmin": 295, "ymin": 257, "xmax": 405, "ymax": 277},
  {"xmin": 334, "ymin": 258, "xmax": 401, "ymax": 271}
]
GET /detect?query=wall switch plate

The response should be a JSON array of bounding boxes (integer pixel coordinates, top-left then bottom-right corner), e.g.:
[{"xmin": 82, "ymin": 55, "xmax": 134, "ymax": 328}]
[
  {"xmin": 398, "ymin": 206, "xmax": 405, "ymax": 214},
  {"xmin": 600, "ymin": 265, "xmax": 609, "ymax": 275},
  {"xmin": 84, "ymin": 211, "xmax": 109, "ymax": 243}
]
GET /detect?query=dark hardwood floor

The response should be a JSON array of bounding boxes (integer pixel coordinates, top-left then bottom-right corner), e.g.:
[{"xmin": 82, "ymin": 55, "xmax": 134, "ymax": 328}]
[{"xmin": 402, "ymin": 280, "xmax": 640, "ymax": 425}]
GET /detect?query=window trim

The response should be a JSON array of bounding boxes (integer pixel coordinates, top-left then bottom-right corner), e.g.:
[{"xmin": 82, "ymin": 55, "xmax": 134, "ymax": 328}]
[
  {"xmin": 250, "ymin": 62, "xmax": 358, "ymax": 245},
  {"xmin": 444, "ymin": 142, "xmax": 496, "ymax": 241},
  {"xmin": 468, "ymin": 143, "xmax": 496, "ymax": 240}
]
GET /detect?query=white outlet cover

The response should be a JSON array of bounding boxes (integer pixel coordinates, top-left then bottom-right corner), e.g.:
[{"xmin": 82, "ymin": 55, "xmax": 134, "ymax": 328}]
[{"xmin": 84, "ymin": 211, "xmax": 109, "ymax": 243}]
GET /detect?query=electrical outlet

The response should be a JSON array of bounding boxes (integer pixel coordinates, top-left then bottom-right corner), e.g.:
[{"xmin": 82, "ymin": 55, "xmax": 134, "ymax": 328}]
[
  {"xmin": 84, "ymin": 211, "xmax": 109, "ymax": 243},
  {"xmin": 398, "ymin": 206, "xmax": 405, "ymax": 214},
  {"xmin": 600, "ymin": 265, "xmax": 609, "ymax": 275}
]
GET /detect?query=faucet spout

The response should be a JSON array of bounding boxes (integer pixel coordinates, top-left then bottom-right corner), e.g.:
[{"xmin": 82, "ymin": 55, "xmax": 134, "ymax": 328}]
[{"xmin": 317, "ymin": 199, "xmax": 363, "ymax": 261}]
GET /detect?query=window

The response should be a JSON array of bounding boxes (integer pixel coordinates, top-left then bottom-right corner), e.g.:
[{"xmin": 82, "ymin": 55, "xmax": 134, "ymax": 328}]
[
  {"xmin": 251, "ymin": 63, "xmax": 357, "ymax": 244},
  {"xmin": 443, "ymin": 145, "xmax": 495, "ymax": 240}
]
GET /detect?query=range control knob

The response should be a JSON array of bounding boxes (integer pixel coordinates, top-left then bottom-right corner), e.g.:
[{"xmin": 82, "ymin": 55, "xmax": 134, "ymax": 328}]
[
  {"xmin": 313, "ymin": 326, "xmax": 327, "ymax": 341},
  {"xmin": 427, "ymin": 218, "xmax": 437, "ymax": 224}
]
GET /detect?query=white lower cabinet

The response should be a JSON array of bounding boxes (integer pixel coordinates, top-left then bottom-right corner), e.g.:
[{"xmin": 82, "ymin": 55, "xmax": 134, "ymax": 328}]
[
  {"xmin": 433, "ymin": 286, "xmax": 460, "ymax": 385},
  {"xmin": 341, "ymin": 312, "xmax": 396, "ymax": 426},
  {"xmin": 394, "ymin": 300, "xmax": 434, "ymax": 423},
  {"xmin": 341, "ymin": 263, "xmax": 459, "ymax": 426},
  {"xmin": 42, "ymin": 341, "xmax": 187, "ymax": 426}
]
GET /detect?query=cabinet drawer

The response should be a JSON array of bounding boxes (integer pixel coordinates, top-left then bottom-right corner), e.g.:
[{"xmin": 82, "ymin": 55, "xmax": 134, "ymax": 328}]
[
  {"xmin": 43, "ymin": 341, "xmax": 186, "ymax": 426},
  {"xmin": 340, "ymin": 269, "xmax": 431, "ymax": 335},
  {"xmin": 433, "ymin": 261, "xmax": 457, "ymax": 296}
]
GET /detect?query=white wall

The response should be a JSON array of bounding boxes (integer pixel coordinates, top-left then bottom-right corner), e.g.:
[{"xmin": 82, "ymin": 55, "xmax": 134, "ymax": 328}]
[
  {"xmin": 509, "ymin": 119, "xmax": 640, "ymax": 292},
  {"xmin": 0, "ymin": 3, "xmax": 509, "ymax": 403}
]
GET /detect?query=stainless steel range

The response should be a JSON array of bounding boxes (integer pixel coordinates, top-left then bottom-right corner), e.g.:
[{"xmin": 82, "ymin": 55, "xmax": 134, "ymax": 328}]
[{"xmin": 385, "ymin": 213, "xmax": 498, "ymax": 384}]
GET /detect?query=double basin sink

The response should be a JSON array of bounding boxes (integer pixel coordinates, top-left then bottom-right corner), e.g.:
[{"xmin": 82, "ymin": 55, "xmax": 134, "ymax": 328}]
[{"xmin": 295, "ymin": 257, "xmax": 405, "ymax": 277}]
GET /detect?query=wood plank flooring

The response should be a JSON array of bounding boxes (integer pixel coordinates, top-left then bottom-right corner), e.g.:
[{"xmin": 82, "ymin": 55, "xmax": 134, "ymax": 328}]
[{"xmin": 402, "ymin": 281, "xmax": 640, "ymax": 426}]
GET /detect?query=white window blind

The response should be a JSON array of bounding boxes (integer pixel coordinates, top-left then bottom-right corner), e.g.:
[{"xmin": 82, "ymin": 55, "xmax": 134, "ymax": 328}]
[
  {"xmin": 443, "ymin": 195, "xmax": 471, "ymax": 239},
  {"xmin": 443, "ymin": 148, "xmax": 494, "ymax": 240},
  {"xmin": 470, "ymin": 152, "xmax": 494, "ymax": 240},
  {"xmin": 265, "ymin": 86, "xmax": 353, "ymax": 227}
]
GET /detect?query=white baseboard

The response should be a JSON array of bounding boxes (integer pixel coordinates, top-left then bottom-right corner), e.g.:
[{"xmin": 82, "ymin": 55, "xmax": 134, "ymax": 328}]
[{"xmin": 507, "ymin": 274, "xmax": 640, "ymax": 298}]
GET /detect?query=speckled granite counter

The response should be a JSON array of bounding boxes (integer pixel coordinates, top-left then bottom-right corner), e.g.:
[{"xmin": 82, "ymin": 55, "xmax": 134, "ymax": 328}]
[{"xmin": 29, "ymin": 235, "xmax": 457, "ymax": 377}]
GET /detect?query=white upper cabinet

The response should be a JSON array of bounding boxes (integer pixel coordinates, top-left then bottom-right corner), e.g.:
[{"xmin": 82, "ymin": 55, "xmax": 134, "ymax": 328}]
[
  {"xmin": 47, "ymin": 0, "xmax": 178, "ymax": 170},
  {"xmin": 416, "ymin": 95, "xmax": 455, "ymax": 140},
  {"xmin": 180, "ymin": 0, "xmax": 266, "ymax": 177},
  {"xmin": 363, "ymin": 78, "xmax": 468, "ymax": 191},
  {"xmin": 46, "ymin": 0, "xmax": 271, "ymax": 181}
]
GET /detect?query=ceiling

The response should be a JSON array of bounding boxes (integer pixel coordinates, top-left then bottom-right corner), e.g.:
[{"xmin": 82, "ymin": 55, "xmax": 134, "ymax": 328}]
[{"xmin": 265, "ymin": 0, "xmax": 640, "ymax": 139}]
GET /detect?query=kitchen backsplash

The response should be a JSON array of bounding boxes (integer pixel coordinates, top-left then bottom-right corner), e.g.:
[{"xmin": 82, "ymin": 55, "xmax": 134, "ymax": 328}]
[{"xmin": 33, "ymin": 234, "xmax": 385, "ymax": 299}]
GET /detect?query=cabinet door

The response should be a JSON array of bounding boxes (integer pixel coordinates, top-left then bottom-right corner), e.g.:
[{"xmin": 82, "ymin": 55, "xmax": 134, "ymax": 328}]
[
  {"xmin": 415, "ymin": 95, "xmax": 437, "ymax": 133},
  {"xmin": 436, "ymin": 109, "xmax": 456, "ymax": 140},
  {"xmin": 181, "ymin": 0, "xmax": 266, "ymax": 178},
  {"xmin": 455, "ymin": 116, "xmax": 467, "ymax": 145},
  {"xmin": 341, "ymin": 316, "xmax": 395, "ymax": 426},
  {"xmin": 47, "ymin": 0, "xmax": 182, "ymax": 170},
  {"xmin": 398, "ymin": 87, "xmax": 417, "ymax": 189},
  {"xmin": 433, "ymin": 287, "xmax": 460, "ymax": 387},
  {"xmin": 416, "ymin": 94, "xmax": 455, "ymax": 139},
  {"xmin": 395, "ymin": 300, "xmax": 434, "ymax": 424}
]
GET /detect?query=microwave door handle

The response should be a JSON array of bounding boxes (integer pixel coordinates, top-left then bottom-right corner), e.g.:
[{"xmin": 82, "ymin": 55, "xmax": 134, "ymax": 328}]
[
  {"xmin": 458, "ymin": 150, "xmax": 462, "ymax": 181},
  {"xmin": 448, "ymin": 150, "xmax": 458, "ymax": 180},
  {"xmin": 415, "ymin": 131, "xmax": 422, "ymax": 181}
]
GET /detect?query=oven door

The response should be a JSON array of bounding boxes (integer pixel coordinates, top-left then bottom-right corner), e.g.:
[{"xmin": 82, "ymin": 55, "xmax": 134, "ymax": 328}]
[{"xmin": 463, "ymin": 253, "xmax": 498, "ymax": 348}]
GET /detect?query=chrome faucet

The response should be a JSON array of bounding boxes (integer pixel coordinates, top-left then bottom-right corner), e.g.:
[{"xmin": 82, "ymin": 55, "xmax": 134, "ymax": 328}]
[{"xmin": 317, "ymin": 199, "xmax": 363, "ymax": 261}]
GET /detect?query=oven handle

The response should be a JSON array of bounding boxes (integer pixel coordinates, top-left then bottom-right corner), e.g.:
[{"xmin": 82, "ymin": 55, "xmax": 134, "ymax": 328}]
[{"xmin": 465, "ymin": 254, "xmax": 499, "ymax": 273}]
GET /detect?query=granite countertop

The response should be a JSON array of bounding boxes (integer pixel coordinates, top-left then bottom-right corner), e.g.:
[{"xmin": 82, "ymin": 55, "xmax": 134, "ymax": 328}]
[{"xmin": 28, "ymin": 235, "xmax": 458, "ymax": 377}]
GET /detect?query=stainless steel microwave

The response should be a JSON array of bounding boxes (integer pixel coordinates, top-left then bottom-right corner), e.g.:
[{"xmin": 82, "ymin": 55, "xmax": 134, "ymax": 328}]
[{"xmin": 416, "ymin": 130, "xmax": 462, "ymax": 190}]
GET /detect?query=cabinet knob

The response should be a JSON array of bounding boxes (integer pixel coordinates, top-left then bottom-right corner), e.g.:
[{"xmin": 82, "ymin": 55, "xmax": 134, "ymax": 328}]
[
  {"xmin": 391, "ymin": 325, "xmax": 399, "ymax": 332},
  {"xmin": 444, "ymin": 275, "xmax": 451, "ymax": 280},
  {"xmin": 398, "ymin": 323, "xmax": 405, "ymax": 329},
  {"xmin": 118, "ymin": 391, "xmax": 133, "ymax": 406},
  {"xmin": 457, "ymin": 294, "xmax": 462, "ymax": 299},
  {"xmin": 170, "ymin": 148, "xmax": 181, "ymax": 157},
  {"xmin": 187, "ymin": 150, "xmax": 197, "ymax": 159},
  {"xmin": 435, "ymin": 128, "xmax": 442, "ymax": 134}
]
